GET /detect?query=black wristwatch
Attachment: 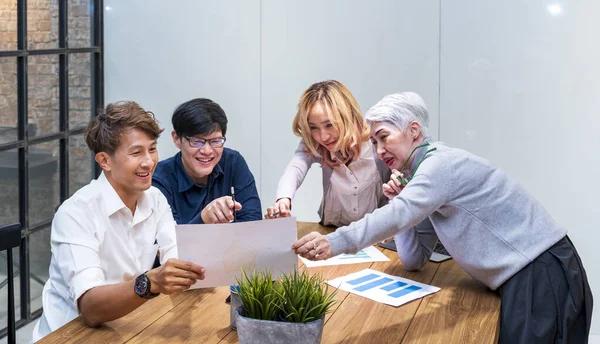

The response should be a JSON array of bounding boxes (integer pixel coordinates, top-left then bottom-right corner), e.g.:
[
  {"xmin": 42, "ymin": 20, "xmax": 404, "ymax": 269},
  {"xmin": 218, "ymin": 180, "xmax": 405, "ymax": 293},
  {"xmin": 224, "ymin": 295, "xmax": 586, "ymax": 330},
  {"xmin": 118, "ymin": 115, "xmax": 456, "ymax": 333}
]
[{"xmin": 134, "ymin": 271, "xmax": 159, "ymax": 299}]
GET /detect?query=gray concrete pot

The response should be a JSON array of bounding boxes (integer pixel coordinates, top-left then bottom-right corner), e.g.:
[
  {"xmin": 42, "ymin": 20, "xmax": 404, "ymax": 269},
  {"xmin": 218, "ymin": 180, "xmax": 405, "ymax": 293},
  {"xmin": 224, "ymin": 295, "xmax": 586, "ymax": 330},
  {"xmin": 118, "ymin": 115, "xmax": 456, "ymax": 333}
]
[
  {"xmin": 229, "ymin": 288, "xmax": 242, "ymax": 330},
  {"xmin": 234, "ymin": 306, "xmax": 324, "ymax": 344}
]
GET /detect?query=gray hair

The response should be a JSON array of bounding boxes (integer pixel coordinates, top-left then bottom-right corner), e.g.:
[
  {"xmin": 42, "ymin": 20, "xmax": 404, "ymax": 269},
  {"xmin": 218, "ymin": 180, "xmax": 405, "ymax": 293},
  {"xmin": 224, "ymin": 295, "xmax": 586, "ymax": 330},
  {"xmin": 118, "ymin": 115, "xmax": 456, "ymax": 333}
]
[{"xmin": 364, "ymin": 92, "xmax": 430, "ymax": 137}]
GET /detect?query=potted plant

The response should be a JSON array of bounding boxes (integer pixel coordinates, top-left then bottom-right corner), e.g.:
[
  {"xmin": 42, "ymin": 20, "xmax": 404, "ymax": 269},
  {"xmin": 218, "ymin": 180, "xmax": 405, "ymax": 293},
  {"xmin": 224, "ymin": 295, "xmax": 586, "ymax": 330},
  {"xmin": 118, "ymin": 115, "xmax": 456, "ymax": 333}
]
[{"xmin": 234, "ymin": 269, "xmax": 337, "ymax": 344}]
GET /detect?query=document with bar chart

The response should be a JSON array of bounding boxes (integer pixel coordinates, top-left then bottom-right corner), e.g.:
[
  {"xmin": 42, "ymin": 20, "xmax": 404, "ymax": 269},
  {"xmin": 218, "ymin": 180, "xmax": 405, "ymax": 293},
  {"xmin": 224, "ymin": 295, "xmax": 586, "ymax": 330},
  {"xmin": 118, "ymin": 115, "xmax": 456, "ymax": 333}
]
[
  {"xmin": 327, "ymin": 268, "xmax": 440, "ymax": 307},
  {"xmin": 299, "ymin": 245, "xmax": 390, "ymax": 267}
]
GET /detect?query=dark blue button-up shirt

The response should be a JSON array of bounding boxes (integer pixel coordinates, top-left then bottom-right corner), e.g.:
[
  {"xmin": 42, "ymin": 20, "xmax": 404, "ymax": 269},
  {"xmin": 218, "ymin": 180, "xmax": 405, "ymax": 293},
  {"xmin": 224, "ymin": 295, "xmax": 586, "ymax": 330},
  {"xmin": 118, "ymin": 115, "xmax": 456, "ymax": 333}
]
[{"xmin": 152, "ymin": 149, "xmax": 262, "ymax": 224}]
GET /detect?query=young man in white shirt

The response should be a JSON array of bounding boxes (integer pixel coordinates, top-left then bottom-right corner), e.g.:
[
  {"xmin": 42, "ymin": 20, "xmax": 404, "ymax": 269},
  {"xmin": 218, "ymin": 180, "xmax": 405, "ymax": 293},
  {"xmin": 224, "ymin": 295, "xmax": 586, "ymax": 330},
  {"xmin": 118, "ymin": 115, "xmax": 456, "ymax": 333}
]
[{"xmin": 32, "ymin": 101, "xmax": 206, "ymax": 342}]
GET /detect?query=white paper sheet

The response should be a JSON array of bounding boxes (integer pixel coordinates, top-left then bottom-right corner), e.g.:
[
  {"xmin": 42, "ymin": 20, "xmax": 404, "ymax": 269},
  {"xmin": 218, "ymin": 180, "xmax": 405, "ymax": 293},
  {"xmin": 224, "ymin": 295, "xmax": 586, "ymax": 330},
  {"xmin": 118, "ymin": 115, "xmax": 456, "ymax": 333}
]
[
  {"xmin": 299, "ymin": 245, "xmax": 390, "ymax": 267},
  {"xmin": 327, "ymin": 268, "xmax": 440, "ymax": 307},
  {"xmin": 175, "ymin": 217, "xmax": 298, "ymax": 288}
]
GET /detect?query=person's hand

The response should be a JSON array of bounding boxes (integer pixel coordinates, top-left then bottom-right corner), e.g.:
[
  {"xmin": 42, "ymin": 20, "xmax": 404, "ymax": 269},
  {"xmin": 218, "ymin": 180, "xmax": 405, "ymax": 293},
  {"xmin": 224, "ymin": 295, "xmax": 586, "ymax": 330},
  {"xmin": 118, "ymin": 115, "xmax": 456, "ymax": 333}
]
[
  {"xmin": 382, "ymin": 169, "xmax": 406, "ymax": 200},
  {"xmin": 264, "ymin": 198, "xmax": 291, "ymax": 219},
  {"xmin": 146, "ymin": 258, "xmax": 206, "ymax": 294},
  {"xmin": 201, "ymin": 196, "xmax": 242, "ymax": 224},
  {"xmin": 291, "ymin": 232, "xmax": 332, "ymax": 261}
]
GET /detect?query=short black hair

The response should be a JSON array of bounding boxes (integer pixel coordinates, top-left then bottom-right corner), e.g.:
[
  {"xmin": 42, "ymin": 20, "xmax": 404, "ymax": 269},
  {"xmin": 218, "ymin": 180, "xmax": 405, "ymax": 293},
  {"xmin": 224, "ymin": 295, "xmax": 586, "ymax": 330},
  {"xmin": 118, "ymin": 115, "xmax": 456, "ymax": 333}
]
[{"xmin": 172, "ymin": 98, "xmax": 228, "ymax": 138}]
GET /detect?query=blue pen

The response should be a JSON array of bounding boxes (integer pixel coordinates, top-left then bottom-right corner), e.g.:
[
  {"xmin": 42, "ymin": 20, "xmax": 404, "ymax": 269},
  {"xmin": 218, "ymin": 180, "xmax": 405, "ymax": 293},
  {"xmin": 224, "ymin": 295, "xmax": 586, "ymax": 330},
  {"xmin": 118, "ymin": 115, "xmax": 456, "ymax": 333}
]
[{"xmin": 231, "ymin": 186, "xmax": 236, "ymax": 222}]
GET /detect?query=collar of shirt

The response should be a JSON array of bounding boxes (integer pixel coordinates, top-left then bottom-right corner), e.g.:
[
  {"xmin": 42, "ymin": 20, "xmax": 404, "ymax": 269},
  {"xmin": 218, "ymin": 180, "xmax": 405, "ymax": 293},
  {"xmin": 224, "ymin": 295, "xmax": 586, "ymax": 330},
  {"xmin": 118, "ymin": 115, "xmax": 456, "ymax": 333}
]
[
  {"xmin": 97, "ymin": 172, "xmax": 153, "ymax": 225},
  {"xmin": 174, "ymin": 151, "xmax": 224, "ymax": 192},
  {"xmin": 408, "ymin": 137, "xmax": 434, "ymax": 178}
]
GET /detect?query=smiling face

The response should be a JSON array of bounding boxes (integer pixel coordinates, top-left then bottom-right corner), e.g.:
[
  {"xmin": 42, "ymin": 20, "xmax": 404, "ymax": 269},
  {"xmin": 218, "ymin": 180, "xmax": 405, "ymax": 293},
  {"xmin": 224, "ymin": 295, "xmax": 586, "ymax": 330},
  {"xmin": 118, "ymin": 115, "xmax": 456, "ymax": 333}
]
[
  {"xmin": 97, "ymin": 127, "xmax": 159, "ymax": 202},
  {"xmin": 173, "ymin": 130, "xmax": 224, "ymax": 184},
  {"xmin": 370, "ymin": 121, "xmax": 424, "ymax": 172},
  {"xmin": 308, "ymin": 101, "xmax": 340, "ymax": 153}
]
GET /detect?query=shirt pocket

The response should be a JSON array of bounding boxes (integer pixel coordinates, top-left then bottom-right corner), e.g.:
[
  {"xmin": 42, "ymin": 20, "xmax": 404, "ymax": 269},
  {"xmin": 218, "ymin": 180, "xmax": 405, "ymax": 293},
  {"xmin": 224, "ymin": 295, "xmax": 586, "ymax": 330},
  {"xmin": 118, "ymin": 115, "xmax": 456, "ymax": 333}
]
[{"xmin": 139, "ymin": 243, "xmax": 159, "ymax": 271}]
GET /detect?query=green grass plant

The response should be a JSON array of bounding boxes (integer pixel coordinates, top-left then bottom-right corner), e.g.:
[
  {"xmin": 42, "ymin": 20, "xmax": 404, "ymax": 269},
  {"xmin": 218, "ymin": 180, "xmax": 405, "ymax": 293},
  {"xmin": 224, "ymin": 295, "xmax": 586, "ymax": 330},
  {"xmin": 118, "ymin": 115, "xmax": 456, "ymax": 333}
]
[{"xmin": 236, "ymin": 268, "xmax": 337, "ymax": 323}]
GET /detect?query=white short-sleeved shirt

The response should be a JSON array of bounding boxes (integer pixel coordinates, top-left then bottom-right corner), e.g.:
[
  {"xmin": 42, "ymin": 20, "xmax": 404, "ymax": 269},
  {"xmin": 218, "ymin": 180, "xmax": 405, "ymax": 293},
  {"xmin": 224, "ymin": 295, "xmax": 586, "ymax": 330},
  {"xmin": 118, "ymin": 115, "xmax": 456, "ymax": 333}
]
[{"xmin": 32, "ymin": 172, "xmax": 178, "ymax": 342}]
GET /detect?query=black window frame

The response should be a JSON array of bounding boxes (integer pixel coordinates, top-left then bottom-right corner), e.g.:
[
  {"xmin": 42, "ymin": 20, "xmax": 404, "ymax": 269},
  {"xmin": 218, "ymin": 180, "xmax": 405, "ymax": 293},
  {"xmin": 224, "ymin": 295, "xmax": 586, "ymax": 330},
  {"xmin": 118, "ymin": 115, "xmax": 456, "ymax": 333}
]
[{"xmin": 0, "ymin": 0, "xmax": 104, "ymax": 338}]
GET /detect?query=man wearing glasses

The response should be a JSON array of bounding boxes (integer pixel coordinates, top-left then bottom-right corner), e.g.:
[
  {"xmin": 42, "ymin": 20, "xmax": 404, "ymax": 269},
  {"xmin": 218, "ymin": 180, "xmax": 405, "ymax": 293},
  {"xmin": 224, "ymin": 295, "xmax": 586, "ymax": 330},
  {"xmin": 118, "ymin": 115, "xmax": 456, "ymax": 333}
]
[{"xmin": 152, "ymin": 98, "xmax": 262, "ymax": 224}]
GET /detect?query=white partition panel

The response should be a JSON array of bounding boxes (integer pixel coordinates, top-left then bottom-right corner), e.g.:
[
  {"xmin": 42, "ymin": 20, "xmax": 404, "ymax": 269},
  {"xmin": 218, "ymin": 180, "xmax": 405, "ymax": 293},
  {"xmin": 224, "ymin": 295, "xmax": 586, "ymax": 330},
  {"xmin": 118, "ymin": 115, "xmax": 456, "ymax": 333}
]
[
  {"xmin": 104, "ymin": 0, "xmax": 262, "ymax": 189},
  {"xmin": 440, "ymin": 1, "xmax": 600, "ymax": 334},
  {"xmin": 260, "ymin": 0, "xmax": 440, "ymax": 221}
]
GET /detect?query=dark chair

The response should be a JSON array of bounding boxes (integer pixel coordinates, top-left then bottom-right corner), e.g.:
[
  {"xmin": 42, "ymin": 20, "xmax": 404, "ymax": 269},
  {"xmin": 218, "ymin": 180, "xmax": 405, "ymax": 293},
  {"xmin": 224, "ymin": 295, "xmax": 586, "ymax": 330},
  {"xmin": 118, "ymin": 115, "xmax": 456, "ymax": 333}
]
[{"xmin": 0, "ymin": 225, "xmax": 20, "ymax": 344}]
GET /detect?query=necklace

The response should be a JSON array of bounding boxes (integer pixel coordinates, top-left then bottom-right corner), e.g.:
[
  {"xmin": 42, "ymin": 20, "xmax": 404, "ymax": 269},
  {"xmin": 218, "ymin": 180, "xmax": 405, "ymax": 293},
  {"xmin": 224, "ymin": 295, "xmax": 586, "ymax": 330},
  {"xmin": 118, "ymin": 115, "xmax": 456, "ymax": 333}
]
[{"xmin": 396, "ymin": 142, "xmax": 437, "ymax": 186}]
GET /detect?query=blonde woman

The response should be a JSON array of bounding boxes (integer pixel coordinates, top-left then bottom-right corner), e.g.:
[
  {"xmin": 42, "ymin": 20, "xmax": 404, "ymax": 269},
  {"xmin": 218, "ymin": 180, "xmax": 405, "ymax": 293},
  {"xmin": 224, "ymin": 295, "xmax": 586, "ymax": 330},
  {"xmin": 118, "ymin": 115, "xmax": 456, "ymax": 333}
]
[{"xmin": 265, "ymin": 80, "xmax": 389, "ymax": 226}]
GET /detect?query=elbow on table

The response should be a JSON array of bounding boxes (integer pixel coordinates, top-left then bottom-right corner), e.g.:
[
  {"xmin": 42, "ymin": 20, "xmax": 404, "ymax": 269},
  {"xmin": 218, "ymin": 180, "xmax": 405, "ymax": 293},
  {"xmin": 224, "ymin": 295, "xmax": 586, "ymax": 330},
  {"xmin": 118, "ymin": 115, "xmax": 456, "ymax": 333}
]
[
  {"xmin": 398, "ymin": 254, "xmax": 428, "ymax": 271},
  {"xmin": 81, "ymin": 312, "xmax": 103, "ymax": 328}
]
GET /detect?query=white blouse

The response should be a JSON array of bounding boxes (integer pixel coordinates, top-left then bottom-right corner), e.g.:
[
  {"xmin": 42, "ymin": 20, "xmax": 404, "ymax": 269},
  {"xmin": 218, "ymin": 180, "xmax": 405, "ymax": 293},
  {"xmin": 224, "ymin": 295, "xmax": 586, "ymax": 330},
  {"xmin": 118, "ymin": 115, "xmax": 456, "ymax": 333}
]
[{"xmin": 276, "ymin": 140, "xmax": 387, "ymax": 227}]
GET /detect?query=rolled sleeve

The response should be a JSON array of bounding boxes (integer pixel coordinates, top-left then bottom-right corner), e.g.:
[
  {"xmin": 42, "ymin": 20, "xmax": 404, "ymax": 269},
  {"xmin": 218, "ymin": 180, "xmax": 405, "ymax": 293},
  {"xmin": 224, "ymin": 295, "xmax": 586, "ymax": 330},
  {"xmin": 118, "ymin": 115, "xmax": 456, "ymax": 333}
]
[
  {"xmin": 51, "ymin": 202, "xmax": 107, "ymax": 306},
  {"xmin": 71, "ymin": 266, "xmax": 105, "ymax": 305}
]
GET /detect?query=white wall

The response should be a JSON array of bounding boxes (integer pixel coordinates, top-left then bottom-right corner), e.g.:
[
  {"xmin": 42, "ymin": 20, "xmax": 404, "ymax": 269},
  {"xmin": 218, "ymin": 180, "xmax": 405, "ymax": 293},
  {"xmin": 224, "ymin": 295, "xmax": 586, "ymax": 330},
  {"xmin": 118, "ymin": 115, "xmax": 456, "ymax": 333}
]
[
  {"xmin": 104, "ymin": 0, "xmax": 262, "ymax": 189},
  {"xmin": 260, "ymin": 0, "xmax": 439, "ymax": 220},
  {"xmin": 440, "ymin": 0, "xmax": 600, "ymax": 334},
  {"xmin": 105, "ymin": 0, "xmax": 599, "ymax": 335},
  {"xmin": 104, "ymin": 0, "xmax": 440, "ymax": 221}
]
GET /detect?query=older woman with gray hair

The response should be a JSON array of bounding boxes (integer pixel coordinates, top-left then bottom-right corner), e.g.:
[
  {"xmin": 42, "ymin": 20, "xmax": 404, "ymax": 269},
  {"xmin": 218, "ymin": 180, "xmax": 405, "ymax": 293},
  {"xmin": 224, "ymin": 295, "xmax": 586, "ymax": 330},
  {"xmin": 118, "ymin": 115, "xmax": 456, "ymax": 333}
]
[{"xmin": 292, "ymin": 92, "xmax": 593, "ymax": 343}]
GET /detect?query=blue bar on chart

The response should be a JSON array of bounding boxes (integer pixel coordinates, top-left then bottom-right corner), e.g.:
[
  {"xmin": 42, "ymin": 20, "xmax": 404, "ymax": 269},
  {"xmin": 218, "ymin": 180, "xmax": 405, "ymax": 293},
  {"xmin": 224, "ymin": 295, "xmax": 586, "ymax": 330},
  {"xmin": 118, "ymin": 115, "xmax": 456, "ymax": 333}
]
[
  {"xmin": 380, "ymin": 281, "xmax": 407, "ymax": 292},
  {"xmin": 346, "ymin": 273, "xmax": 381, "ymax": 285},
  {"xmin": 388, "ymin": 285, "xmax": 422, "ymax": 298},
  {"xmin": 354, "ymin": 277, "xmax": 394, "ymax": 292}
]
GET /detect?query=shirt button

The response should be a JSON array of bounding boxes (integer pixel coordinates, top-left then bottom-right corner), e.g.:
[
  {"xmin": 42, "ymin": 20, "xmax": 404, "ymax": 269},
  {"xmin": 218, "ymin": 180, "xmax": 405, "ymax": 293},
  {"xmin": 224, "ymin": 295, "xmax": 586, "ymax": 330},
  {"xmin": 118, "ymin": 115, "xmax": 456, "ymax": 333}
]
[
  {"xmin": 353, "ymin": 193, "xmax": 357, "ymax": 196},
  {"xmin": 354, "ymin": 186, "xmax": 357, "ymax": 189},
  {"xmin": 353, "ymin": 208, "xmax": 357, "ymax": 211}
]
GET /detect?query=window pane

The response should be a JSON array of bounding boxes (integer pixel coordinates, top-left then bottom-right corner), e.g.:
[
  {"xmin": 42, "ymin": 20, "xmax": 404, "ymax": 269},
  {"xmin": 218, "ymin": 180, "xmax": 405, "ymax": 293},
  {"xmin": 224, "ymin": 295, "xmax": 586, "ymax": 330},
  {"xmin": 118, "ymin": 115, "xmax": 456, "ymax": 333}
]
[
  {"xmin": 68, "ymin": 53, "xmax": 91, "ymax": 130},
  {"xmin": 29, "ymin": 226, "xmax": 50, "ymax": 314},
  {"xmin": 28, "ymin": 55, "xmax": 59, "ymax": 138},
  {"xmin": 68, "ymin": 0, "xmax": 92, "ymax": 48},
  {"xmin": 0, "ymin": 148, "xmax": 19, "ymax": 227},
  {"xmin": 28, "ymin": 140, "xmax": 60, "ymax": 226},
  {"xmin": 27, "ymin": 0, "xmax": 59, "ymax": 50},
  {"xmin": 0, "ymin": 245, "xmax": 22, "ymax": 328},
  {"xmin": 0, "ymin": 0, "xmax": 18, "ymax": 51},
  {"xmin": 0, "ymin": 57, "xmax": 18, "ymax": 145},
  {"xmin": 69, "ymin": 134, "xmax": 92, "ymax": 196}
]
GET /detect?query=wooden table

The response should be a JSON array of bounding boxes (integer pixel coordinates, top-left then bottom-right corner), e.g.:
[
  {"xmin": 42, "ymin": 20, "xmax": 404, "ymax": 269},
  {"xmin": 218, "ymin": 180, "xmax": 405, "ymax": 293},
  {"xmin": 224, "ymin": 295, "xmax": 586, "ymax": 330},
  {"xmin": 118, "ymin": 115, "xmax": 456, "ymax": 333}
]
[{"xmin": 39, "ymin": 222, "xmax": 500, "ymax": 343}]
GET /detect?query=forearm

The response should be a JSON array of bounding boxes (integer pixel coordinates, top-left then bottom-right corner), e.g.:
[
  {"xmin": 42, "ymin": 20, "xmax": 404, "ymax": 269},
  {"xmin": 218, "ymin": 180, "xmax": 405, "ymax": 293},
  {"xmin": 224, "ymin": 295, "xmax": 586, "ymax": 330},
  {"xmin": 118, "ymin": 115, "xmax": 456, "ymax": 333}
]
[
  {"xmin": 78, "ymin": 279, "xmax": 146, "ymax": 327},
  {"xmin": 236, "ymin": 187, "xmax": 262, "ymax": 222},
  {"xmin": 394, "ymin": 222, "xmax": 437, "ymax": 271},
  {"xmin": 276, "ymin": 144, "xmax": 315, "ymax": 200}
]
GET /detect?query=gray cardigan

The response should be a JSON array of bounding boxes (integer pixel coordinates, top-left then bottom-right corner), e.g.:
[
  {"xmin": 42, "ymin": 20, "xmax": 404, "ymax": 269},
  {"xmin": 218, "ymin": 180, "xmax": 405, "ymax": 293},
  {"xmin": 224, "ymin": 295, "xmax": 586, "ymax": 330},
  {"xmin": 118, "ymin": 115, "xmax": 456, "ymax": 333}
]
[{"xmin": 327, "ymin": 142, "xmax": 566, "ymax": 290}]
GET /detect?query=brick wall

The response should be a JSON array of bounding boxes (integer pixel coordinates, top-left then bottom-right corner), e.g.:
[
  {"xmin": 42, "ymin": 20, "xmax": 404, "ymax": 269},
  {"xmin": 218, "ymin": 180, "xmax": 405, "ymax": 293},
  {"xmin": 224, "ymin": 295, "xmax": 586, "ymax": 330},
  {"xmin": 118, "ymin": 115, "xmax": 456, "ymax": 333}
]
[{"xmin": 0, "ymin": 0, "xmax": 94, "ymax": 227}]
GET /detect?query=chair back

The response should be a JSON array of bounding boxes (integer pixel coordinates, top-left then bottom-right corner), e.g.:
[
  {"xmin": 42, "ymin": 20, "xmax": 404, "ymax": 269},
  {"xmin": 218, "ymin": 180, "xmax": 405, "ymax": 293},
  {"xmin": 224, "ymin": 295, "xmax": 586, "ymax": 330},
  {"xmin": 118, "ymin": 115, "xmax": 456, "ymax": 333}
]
[{"xmin": 0, "ymin": 226, "xmax": 21, "ymax": 344}]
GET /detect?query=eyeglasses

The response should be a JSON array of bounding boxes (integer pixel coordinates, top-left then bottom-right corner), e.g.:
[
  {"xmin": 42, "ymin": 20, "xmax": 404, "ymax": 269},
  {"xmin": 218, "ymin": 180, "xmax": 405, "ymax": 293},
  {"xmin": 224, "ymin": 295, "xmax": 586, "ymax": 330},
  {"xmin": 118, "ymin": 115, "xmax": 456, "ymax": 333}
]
[{"xmin": 184, "ymin": 136, "xmax": 226, "ymax": 148}]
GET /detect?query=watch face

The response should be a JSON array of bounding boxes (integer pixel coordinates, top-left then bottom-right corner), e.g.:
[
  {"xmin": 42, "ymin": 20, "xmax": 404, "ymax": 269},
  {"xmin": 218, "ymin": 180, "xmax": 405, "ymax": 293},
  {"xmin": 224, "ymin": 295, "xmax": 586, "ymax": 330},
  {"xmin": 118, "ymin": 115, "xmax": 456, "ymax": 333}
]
[{"xmin": 135, "ymin": 274, "xmax": 149, "ymax": 296}]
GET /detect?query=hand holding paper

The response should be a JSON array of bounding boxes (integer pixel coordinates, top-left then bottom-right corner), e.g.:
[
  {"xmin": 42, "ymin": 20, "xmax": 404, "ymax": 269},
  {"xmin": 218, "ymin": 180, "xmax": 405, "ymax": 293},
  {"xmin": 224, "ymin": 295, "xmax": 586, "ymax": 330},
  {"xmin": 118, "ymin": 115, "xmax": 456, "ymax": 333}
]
[
  {"xmin": 146, "ymin": 258, "xmax": 206, "ymax": 294},
  {"xmin": 176, "ymin": 217, "xmax": 298, "ymax": 288}
]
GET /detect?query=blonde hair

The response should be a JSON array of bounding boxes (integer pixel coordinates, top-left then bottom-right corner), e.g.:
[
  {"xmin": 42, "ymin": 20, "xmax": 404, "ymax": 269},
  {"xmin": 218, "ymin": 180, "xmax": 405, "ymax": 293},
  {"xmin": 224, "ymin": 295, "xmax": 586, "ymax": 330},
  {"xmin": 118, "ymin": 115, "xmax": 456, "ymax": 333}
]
[{"xmin": 292, "ymin": 80, "xmax": 369, "ymax": 167}]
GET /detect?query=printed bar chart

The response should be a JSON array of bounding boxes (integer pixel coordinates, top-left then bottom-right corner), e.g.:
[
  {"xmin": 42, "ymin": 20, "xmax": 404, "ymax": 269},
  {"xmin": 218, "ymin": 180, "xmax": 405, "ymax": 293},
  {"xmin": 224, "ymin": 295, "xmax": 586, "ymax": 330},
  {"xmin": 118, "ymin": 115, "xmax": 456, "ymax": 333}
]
[
  {"xmin": 354, "ymin": 277, "xmax": 394, "ymax": 292},
  {"xmin": 300, "ymin": 246, "xmax": 390, "ymax": 267},
  {"xmin": 380, "ymin": 281, "xmax": 407, "ymax": 292},
  {"xmin": 389, "ymin": 285, "xmax": 422, "ymax": 298},
  {"xmin": 327, "ymin": 268, "xmax": 440, "ymax": 307},
  {"xmin": 347, "ymin": 273, "xmax": 380, "ymax": 285},
  {"xmin": 339, "ymin": 250, "xmax": 370, "ymax": 259}
]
